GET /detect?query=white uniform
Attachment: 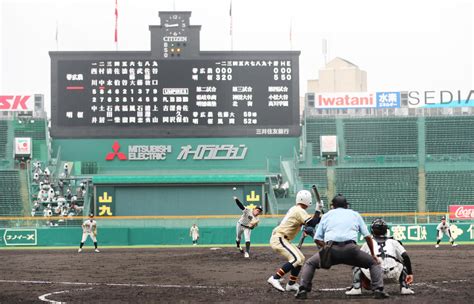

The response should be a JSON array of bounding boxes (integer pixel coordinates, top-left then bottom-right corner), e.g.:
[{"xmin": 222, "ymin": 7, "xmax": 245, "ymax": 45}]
[
  {"xmin": 81, "ymin": 219, "xmax": 97, "ymax": 243},
  {"xmin": 360, "ymin": 237, "xmax": 405, "ymax": 281},
  {"xmin": 436, "ymin": 221, "xmax": 452, "ymax": 241},
  {"xmin": 190, "ymin": 225, "xmax": 199, "ymax": 242},
  {"xmin": 236, "ymin": 208, "xmax": 259, "ymax": 243}
]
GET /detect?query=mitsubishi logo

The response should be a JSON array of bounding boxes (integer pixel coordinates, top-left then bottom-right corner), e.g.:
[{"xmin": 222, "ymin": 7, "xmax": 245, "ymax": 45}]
[{"xmin": 105, "ymin": 141, "xmax": 127, "ymax": 161}]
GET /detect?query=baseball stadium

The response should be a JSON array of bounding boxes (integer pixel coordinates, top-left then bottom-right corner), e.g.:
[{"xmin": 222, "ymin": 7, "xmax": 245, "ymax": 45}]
[{"xmin": 1, "ymin": 6, "xmax": 473, "ymax": 304}]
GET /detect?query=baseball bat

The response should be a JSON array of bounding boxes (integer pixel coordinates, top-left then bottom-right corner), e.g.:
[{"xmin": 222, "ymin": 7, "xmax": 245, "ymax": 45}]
[
  {"xmin": 297, "ymin": 229, "xmax": 306, "ymax": 249},
  {"xmin": 311, "ymin": 184, "xmax": 324, "ymax": 214}
]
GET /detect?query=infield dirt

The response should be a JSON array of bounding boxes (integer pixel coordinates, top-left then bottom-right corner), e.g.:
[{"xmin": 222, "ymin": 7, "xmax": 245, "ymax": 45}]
[{"xmin": 0, "ymin": 245, "xmax": 472, "ymax": 303}]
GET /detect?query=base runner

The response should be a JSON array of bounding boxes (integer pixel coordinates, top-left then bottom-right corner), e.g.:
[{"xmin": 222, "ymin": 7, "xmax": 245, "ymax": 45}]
[{"xmin": 78, "ymin": 213, "xmax": 99, "ymax": 253}]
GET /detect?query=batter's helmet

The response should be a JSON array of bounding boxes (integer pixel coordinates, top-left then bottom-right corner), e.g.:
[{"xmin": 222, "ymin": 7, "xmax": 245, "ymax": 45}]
[
  {"xmin": 296, "ymin": 190, "xmax": 312, "ymax": 207},
  {"xmin": 255, "ymin": 205, "xmax": 263, "ymax": 212},
  {"xmin": 331, "ymin": 194, "xmax": 348, "ymax": 208},
  {"xmin": 371, "ymin": 218, "xmax": 388, "ymax": 236}
]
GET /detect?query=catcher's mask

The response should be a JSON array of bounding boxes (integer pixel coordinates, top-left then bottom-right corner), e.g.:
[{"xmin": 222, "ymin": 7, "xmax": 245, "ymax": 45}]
[
  {"xmin": 371, "ymin": 218, "xmax": 388, "ymax": 236},
  {"xmin": 331, "ymin": 194, "xmax": 348, "ymax": 209}
]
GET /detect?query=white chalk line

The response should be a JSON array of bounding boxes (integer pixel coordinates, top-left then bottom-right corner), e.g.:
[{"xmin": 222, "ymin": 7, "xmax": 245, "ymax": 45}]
[
  {"xmin": 1, "ymin": 278, "xmax": 469, "ymax": 298},
  {"xmin": 39, "ymin": 288, "xmax": 92, "ymax": 304},
  {"xmin": 0, "ymin": 279, "xmax": 219, "ymax": 290}
]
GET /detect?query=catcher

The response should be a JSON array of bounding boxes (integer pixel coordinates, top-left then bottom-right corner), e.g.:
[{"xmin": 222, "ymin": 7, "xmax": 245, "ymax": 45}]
[
  {"xmin": 78, "ymin": 213, "xmax": 99, "ymax": 253},
  {"xmin": 234, "ymin": 196, "xmax": 263, "ymax": 258},
  {"xmin": 345, "ymin": 218, "xmax": 415, "ymax": 296}
]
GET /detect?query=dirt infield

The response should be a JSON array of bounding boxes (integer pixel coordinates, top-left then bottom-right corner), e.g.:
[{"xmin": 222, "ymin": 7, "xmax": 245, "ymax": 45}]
[{"xmin": 0, "ymin": 245, "xmax": 472, "ymax": 303}]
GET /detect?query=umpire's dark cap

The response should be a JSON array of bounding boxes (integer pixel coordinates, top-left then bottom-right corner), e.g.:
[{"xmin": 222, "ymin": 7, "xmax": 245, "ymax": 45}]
[{"xmin": 331, "ymin": 194, "xmax": 348, "ymax": 208}]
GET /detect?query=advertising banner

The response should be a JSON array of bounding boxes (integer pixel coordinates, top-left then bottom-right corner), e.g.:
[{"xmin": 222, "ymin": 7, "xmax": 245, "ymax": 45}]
[
  {"xmin": 0, "ymin": 95, "xmax": 34, "ymax": 112},
  {"xmin": 449, "ymin": 205, "xmax": 474, "ymax": 220},
  {"xmin": 14, "ymin": 137, "xmax": 32, "ymax": 157},
  {"xmin": 314, "ymin": 92, "xmax": 400, "ymax": 109},
  {"xmin": 406, "ymin": 90, "xmax": 474, "ymax": 108}
]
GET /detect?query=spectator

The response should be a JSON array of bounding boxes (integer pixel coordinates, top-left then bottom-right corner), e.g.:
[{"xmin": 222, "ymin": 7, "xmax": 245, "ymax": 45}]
[
  {"xmin": 64, "ymin": 163, "xmax": 69, "ymax": 177},
  {"xmin": 47, "ymin": 188, "xmax": 55, "ymax": 202},
  {"xmin": 58, "ymin": 179, "xmax": 64, "ymax": 195},
  {"xmin": 66, "ymin": 188, "xmax": 72, "ymax": 201}
]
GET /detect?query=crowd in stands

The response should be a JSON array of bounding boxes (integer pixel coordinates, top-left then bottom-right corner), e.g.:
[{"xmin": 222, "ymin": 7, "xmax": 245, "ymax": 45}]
[
  {"xmin": 31, "ymin": 161, "xmax": 88, "ymax": 226},
  {"xmin": 273, "ymin": 174, "xmax": 289, "ymax": 198}
]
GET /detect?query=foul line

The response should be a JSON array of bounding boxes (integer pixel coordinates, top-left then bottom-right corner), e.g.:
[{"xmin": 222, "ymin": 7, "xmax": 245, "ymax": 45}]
[
  {"xmin": 39, "ymin": 288, "xmax": 92, "ymax": 304},
  {"xmin": 0, "ymin": 279, "xmax": 221, "ymax": 290}
]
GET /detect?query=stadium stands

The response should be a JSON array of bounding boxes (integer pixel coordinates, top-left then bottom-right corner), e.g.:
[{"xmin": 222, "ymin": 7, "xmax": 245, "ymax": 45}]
[
  {"xmin": 0, "ymin": 120, "xmax": 8, "ymax": 159},
  {"xmin": 304, "ymin": 118, "xmax": 337, "ymax": 158},
  {"xmin": 13, "ymin": 119, "xmax": 47, "ymax": 160},
  {"xmin": 0, "ymin": 170, "xmax": 23, "ymax": 215},
  {"xmin": 343, "ymin": 117, "xmax": 418, "ymax": 156},
  {"xmin": 335, "ymin": 167, "xmax": 418, "ymax": 213},
  {"xmin": 425, "ymin": 116, "xmax": 474, "ymax": 155},
  {"xmin": 426, "ymin": 170, "xmax": 474, "ymax": 212}
]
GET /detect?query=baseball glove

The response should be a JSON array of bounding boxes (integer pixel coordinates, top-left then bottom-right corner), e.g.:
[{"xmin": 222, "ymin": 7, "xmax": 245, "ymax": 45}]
[{"xmin": 249, "ymin": 221, "xmax": 259, "ymax": 229}]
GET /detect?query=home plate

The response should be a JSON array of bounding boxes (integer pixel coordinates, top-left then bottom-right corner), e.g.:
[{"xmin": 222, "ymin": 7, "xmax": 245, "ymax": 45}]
[{"xmin": 210, "ymin": 247, "xmax": 222, "ymax": 250}]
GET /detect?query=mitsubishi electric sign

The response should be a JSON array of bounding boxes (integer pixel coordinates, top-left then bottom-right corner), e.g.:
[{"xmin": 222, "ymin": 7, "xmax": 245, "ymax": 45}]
[{"xmin": 105, "ymin": 141, "xmax": 247, "ymax": 161}]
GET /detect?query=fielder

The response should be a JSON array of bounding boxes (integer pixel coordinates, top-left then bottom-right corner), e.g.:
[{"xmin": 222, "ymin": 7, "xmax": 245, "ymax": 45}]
[
  {"xmin": 436, "ymin": 216, "xmax": 458, "ymax": 248},
  {"xmin": 345, "ymin": 218, "xmax": 415, "ymax": 296},
  {"xmin": 267, "ymin": 190, "xmax": 322, "ymax": 292},
  {"xmin": 234, "ymin": 196, "xmax": 262, "ymax": 258},
  {"xmin": 78, "ymin": 213, "xmax": 99, "ymax": 253},
  {"xmin": 190, "ymin": 223, "xmax": 200, "ymax": 246}
]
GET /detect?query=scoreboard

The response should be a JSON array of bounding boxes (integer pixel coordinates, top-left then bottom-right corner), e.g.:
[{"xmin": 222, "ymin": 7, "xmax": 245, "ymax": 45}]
[{"xmin": 50, "ymin": 12, "xmax": 300, "ymax": 138}]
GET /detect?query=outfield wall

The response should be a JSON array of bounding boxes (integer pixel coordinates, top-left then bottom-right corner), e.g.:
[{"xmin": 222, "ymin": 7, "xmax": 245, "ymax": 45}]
[{"xmin": 1, "ymin": 223, "xmax": 473, "ymax": 247}]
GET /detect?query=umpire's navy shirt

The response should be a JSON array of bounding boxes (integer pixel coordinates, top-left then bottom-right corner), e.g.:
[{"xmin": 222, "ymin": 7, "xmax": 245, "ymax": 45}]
[{"xmin": 314, "ymin": 208, "xmax": 370, "ymax": 242}]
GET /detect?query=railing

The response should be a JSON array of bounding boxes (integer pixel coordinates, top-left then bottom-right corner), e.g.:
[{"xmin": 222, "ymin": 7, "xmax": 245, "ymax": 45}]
[{"xmin": 0, "ymin": 211, "xmax": 468, "ymax": 228}]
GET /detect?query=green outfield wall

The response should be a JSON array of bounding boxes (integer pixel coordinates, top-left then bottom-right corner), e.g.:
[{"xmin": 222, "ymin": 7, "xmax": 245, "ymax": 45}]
[
  {"xmin": 1, "ymin": 223, "xmax": 473, "ymax": 247},
  {"xmin": 52, "ymin": 137, "xmax": 299, "ymax": 173}
]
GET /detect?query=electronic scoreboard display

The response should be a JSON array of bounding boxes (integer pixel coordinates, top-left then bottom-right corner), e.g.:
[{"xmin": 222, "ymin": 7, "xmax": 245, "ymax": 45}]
[
  {"xmin": 51, "ymin": 56, "xmax": 299, "ymax": 138},
  {"xmin": 50, "ymin": 12, "xmax": 300, "ymax": 138}
]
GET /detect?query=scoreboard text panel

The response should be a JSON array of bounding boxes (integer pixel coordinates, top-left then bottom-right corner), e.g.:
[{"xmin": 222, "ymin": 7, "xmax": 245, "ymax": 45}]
[{"xmin": 52, "ymin": 57, "xmax": 299, "ymax": 138}]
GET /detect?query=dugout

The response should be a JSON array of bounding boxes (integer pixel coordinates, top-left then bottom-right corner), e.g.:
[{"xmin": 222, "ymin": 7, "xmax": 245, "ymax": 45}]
[{"xmin": 92, "ymin": 174, "xmax": 269, "ymax": 219}]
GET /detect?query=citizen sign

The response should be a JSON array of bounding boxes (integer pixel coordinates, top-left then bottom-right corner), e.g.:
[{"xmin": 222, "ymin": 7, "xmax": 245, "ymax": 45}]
[{"xmin": 449, "ymin": 205, "xmax": 474, "ymax": 220}]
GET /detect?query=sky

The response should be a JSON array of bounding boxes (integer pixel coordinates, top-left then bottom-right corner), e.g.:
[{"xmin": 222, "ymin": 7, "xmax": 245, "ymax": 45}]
[{"xmin": 1, "ymin": 0, "xmax": 473, "ymax": 117}]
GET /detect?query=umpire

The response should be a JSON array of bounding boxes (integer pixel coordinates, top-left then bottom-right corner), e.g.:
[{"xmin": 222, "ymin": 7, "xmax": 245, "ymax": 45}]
[{"xmin": 295, "ymin": 194, "xmax": 389, "ymax": 300}]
